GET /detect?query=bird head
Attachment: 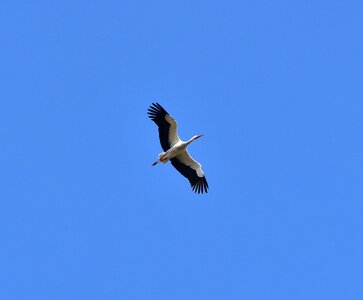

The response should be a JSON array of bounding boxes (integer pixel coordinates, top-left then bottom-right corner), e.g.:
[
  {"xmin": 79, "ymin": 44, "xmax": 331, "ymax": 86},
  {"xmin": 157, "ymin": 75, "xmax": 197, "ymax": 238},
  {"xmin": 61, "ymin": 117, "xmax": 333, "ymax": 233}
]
[{"xmin": 193, "ymin": 134, "xmax": 204, "ymax": 140}]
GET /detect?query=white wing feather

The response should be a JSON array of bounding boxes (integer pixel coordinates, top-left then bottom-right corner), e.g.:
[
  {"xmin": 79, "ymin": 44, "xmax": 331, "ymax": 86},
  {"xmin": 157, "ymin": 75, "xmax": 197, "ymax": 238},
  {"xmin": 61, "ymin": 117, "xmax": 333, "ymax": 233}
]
[
  {"xmin": 176, "ymin": 150, "xmax": 205, "ymax": 177},
  {"xmin": 165, "ymin": 114, "xmax": 181, "ymax": 147}
]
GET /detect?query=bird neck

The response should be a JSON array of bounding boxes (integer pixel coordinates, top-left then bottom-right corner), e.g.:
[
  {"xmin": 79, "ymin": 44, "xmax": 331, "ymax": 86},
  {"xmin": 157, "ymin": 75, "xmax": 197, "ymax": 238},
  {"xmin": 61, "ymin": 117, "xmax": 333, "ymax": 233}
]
[{"xmin": 186, "ymin": 137, "xmax": 195, "ymax": 145}]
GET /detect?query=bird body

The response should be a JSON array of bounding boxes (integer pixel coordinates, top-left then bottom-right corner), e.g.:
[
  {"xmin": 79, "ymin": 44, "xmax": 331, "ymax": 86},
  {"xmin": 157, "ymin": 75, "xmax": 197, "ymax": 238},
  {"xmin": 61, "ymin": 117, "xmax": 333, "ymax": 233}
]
[
  {"xmin": 154, "ymin": 136, "xmax": 201, "ymax": 165},
  {"xmin": 155, "ymin": 141, "xmax": 186, "ymax": 165},
  {"xmin": 148, "ymin": 103, "xmax": 209, "ymax": 194}
]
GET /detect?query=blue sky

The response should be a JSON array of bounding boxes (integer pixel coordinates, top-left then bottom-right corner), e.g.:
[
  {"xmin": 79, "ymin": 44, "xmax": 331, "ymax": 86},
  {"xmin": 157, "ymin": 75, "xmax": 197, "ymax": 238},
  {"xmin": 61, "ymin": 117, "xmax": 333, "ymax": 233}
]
[{"xmin": 1, "ymin": 0, "xmax": 362, "ymax": 299}]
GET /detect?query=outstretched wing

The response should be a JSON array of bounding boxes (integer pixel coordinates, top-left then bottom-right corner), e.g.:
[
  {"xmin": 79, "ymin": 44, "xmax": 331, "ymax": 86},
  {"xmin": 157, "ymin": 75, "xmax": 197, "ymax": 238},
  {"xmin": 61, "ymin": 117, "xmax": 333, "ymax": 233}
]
[
  {"xmin": 171, "ymin": 151, "xmax": 209, "ymax": 194},
  {"xmin": 147, "ymin": 103, "xmax": 181, "ymax": 151}
]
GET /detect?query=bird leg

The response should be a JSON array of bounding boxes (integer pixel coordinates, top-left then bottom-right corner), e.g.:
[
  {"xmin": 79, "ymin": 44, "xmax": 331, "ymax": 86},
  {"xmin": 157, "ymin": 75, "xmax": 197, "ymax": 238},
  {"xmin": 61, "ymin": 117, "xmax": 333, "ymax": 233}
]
[
  {"xmin": 152, "ymin": 160, "xmax": 160, "ymax": 166},
  {"xmin": 152, "ymin": 153, "xmax": 168, "ymax": 166}
]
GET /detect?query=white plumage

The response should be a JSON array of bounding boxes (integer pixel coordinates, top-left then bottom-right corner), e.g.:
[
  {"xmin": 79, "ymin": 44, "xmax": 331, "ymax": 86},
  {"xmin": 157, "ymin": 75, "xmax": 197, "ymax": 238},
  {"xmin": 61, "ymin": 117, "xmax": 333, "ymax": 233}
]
[{"xmin": 148, "ymin": 103, "xmax": 209, "ymax": 194}]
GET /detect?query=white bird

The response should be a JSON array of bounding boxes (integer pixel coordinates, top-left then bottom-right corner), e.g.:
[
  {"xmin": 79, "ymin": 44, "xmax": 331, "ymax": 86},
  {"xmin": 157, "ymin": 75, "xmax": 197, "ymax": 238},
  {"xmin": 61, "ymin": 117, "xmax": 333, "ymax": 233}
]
[{"xmin": 148, "ymin": 103, "xmax": 209, "ymax": 194}]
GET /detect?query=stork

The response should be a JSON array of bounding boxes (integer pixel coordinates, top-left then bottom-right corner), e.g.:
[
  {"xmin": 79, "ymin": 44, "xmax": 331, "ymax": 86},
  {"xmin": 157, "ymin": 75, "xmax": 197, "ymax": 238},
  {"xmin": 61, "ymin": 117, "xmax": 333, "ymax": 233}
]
[{"xmin": 147, "ymin": 103, "xmax": 209, "ymax": 194}]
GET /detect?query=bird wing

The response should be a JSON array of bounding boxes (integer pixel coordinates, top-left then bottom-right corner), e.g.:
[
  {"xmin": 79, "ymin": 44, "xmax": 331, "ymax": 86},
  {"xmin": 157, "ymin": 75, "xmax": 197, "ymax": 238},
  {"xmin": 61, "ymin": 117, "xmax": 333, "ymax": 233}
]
[
  {"xmin": 147, "ymin": 103, "xmax": 181, "ymax": 151},
  {"xmin": 170, "ymin": 151, "xmax": 209, "ymax": 194}
]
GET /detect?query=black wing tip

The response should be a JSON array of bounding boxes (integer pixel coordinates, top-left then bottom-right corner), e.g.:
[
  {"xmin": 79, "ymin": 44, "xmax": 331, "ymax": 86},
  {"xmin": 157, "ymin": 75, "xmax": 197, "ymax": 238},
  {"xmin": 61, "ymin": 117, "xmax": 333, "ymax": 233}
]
[
  {"xmin": 148, "ymin": 102, "xmax": 166, "ymax": 111},
  {"xmin": 191, "ymin": 177, "xmax": 209, "ymax": 194},
  {"xmin": 147, "ymin": 103, "xmax": 168, "ymax": 120}
]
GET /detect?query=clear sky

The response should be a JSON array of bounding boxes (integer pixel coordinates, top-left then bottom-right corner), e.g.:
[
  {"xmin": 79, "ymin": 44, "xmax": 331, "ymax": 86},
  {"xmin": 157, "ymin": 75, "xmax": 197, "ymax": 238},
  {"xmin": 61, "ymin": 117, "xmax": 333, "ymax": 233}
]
[{"xmin": 1, "ymin": 0, "xmax": 362, "ymax": 299}]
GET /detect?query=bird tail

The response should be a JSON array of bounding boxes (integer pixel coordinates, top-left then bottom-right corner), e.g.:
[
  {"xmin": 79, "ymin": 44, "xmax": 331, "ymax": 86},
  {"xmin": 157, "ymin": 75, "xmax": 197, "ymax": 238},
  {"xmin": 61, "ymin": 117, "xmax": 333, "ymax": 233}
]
[{"xmin": 152, "ymin": 160, "xmax": 159, "ymax": 166}]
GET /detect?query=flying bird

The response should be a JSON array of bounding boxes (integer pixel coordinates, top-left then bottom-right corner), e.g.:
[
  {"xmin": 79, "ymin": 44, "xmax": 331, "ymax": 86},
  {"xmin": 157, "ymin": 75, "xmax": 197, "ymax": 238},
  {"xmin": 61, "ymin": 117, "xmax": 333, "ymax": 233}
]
[{"xmin": 148, "ymin": 103, "xmax": 209, "ymax": 194}]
